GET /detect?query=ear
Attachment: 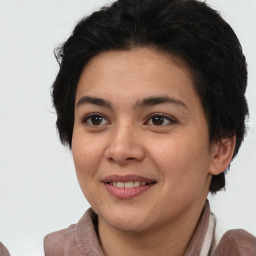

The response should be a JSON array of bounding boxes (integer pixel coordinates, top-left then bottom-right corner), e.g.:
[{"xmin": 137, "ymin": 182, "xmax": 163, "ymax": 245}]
[{"xmin": 209, "ymin": 136, "xmax": 236, "ymax": 175}]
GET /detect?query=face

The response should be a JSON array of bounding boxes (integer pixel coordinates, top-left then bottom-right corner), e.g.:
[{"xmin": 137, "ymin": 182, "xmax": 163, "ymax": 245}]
[{"xmin": 72, "ymin": 48, "xmax": 216, "ymax": 233}]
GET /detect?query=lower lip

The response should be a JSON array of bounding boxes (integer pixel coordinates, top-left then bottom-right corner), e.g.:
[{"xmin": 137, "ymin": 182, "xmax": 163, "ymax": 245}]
[{"xmin": 104, "ymin": 183, "xmax": 154, "ymax": 199}]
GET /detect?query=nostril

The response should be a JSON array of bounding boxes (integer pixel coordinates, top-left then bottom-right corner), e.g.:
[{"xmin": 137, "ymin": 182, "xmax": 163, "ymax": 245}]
[{"xmin": 126, "ymin": 157, "xmax": 136, "ymax": 160}]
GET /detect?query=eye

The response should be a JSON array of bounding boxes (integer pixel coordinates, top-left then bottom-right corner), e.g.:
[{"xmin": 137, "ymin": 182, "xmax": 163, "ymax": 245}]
[
  {"xmin": 146, "ymin": 114, "xmax": 176, "ymax": 126},
  {"xmin": 82, "ymin": 114, "xmax": 109, "ymax": 126}
]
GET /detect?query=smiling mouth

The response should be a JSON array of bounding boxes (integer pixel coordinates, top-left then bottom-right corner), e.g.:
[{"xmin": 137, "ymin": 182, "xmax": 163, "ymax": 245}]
[
  {"xmin": 107, "ymin": 181, "xmax": 150, "ymax": 188},
  {"xmin": 102, "ymin": 175, "xmax": 156, "ymax": 198}
]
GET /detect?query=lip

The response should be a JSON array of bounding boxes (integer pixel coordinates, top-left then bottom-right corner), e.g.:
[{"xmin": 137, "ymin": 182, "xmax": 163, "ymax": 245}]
[
  {"xmin": 102, "ymin": 174, "xmax": 157, "ymax": 199},
  {"xmin": 102, "ymin": 174, "xmax": 156, "ymax": 183}
]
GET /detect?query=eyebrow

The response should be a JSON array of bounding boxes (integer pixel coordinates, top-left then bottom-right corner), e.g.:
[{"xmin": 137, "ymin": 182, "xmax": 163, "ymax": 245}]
[
  {"xmin": 76, "ymin": 95, "xmax": 188, "ymax": 109},
  {"xmin": 134, "ymin": 96, "xmax": 188, "ymax": 109},
  {"xmin": 76, "ymin": 96, "xmax": 112, "ymax": 108}
]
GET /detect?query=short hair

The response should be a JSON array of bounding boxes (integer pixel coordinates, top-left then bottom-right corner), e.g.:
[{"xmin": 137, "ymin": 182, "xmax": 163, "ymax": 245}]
[{"xmin": 52, "ymin": 0, "xmax": 248, "ymax": 193}]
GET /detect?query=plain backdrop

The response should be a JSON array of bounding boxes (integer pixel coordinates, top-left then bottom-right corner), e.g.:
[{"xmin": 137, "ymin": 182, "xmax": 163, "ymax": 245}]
[{"xmin": 0, "ymin": 0, "xmax": 255, "ymax": 255}]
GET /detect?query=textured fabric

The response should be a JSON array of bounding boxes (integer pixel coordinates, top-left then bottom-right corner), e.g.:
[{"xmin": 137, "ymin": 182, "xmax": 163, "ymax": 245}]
[
  {"xmin": 184, "ymin": 201, "xmax": 212, "ymax": 256},
  {"xmin": 214, "ymin": 229, "xmax": 256, "ymax": 256},
  {"xmin": 44, "ymin": 201, "xmax": 256, "ymax": 256},
  {"xmin": 44, "ymin": 210, "xmax": 104, "ymax": 256},
  {"xmin": 0, "ymin": 242, "xmax": 10, "ymax": 256},
  {"xmin": 199, "ymin": 214, "xmax": 216, "ymax": 256}
]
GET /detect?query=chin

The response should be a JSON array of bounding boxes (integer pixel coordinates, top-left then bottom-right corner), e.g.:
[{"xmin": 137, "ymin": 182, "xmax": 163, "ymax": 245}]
[
  {"xmin": 109, "ymin": 218, "xmax": 151, "ymax": 233},
  {"xmin": 99, "ymin": 206, "xmax": 154, "ymax": 233}
]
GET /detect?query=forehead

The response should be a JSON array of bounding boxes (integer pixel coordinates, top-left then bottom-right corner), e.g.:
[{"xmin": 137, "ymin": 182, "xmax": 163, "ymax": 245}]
[{"xmin": 76, "ymin": 47, "xmax": 197, "ymax": 100}]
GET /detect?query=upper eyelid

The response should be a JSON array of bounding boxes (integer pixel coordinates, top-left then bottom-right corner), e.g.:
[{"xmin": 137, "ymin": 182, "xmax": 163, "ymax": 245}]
[
  {"xmin": 146, "ymin": 113, "xmax": 177, "ymax": 122},
  {"xmin": 81, "ymin": 112, "xmax": 109, "ymax": 123}
]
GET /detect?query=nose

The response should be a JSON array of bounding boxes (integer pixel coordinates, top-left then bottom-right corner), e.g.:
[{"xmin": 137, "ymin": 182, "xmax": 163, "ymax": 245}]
[{"xmin": 104, "ymin": 123, "xmax": 145, "ymax": 165}]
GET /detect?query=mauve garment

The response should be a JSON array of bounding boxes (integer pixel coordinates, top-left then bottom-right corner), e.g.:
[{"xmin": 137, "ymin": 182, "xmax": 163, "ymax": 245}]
[
  {"xmin": 0, "ymin": 242, "xmax": 10, "ymax": 256},
  {"xmin": 44, "ymin": 201, "xmax": 256, "ymax": 256}
]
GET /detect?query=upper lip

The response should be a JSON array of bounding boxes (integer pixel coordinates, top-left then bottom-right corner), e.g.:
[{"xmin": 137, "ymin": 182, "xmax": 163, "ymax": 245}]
[{"xmin": 102, "ymin": 174, "xmax": 156, "ymax": 184}]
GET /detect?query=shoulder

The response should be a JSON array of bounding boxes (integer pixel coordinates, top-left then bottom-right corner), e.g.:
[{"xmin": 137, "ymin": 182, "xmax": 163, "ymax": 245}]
[
  {"xmin": 214, "ymin": 229, "xmax": 256, "ymax": 256},
  {"xmin": 44, "ymin": 208, "xmax": 104, "ymax": 256},
  {"xmin": 44, "ymin": 224, "xmax": 77, "ymax": 256},
  {"xmin": 0, "ymin": 242, "xmax": 10, "ymax": 256}
]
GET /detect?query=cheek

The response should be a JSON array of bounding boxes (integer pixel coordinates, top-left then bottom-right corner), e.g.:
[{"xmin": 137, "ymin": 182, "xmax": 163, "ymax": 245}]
[
  {"xmin": 149, "ymin": 135, "xmax": 211, "ymax": 188},
  {"xmin": 72, "ymin": 133, "xmax": 105, "ymax": 189},
  {"xmin": 72, "ymin": 143, "xmax": 101, "ymax": 207},
  {"xmin": 149, "ymin": 136, "xmax": 198, "ymax": 167},
  {"xmin": 72, "ymin": 130, "xmax": 105, "ymax": 167}
]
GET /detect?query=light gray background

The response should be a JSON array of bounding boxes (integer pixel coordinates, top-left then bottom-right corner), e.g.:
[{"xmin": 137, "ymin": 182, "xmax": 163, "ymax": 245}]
[{"xmin": 0, "ymin": 0, "xmax": 255, "ymax": 255}]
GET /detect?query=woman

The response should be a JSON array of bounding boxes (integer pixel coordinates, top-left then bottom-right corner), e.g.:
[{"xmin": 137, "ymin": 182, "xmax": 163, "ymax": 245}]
[{"xmin": 44, "ymin": 0, "xmax": 256, "ymax": 255}]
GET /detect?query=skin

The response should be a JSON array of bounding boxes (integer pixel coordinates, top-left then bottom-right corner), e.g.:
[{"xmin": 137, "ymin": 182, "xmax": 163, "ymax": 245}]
[{"xmin": 72, "ymin": 48, "xmax": 235, "ymax": 256}]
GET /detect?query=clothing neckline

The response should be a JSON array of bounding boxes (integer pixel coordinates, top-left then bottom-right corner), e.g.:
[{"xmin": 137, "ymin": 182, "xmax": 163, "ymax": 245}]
[{"xmin": 74, "ymin": 200, "xmax": 212, "ymax": 255}]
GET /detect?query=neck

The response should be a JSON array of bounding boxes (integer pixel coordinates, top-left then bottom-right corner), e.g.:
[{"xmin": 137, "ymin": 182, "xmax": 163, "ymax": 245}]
[{"xmin": 98, "ymin": 176, "xmax": 211, "ymax": 256}]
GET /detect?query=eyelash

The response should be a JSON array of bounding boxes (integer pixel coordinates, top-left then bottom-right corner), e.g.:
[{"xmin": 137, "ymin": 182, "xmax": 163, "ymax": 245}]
[
  {"xmin": 81, "ymin": 113, "xmax": 177, "ymax": 127},
  {"xmin": 145, "ymin": 113, "xmax": 177, "ymax": 126},
  {"xmin": 82, "ymin": 113, "xmax": 109, "ymax": 126}
]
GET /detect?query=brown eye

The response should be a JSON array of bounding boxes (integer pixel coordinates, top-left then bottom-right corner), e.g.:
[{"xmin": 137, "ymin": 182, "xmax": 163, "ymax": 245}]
[
  {"xmin": 151, "ymin": 116, "xmax": 165, "ymax": 126},
  {"xmin": 147, "ymin": 114, "xmax": 175, "ymax": 126},
  {"xmin": 83, "ymin": 114, "xmax": 109, "ymax": 126}
]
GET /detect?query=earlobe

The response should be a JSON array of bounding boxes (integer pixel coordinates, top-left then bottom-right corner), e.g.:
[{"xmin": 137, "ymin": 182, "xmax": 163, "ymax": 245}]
[{"xmin": 209, "ymin": 136, "xmax": 236, "ymax": 175}]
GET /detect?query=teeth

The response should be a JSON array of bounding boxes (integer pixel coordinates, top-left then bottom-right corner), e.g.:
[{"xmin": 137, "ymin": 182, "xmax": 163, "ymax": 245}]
[
  {"xmin": 125, "ymin": 181, "xmax": 133, "ymax": 188},
  {"xmin": 134, "ymin": 181, "xmax": 140, "ymax": 187},
  {"xmin": 112, "ymin": 181, "xmax": 148, "ymax": 188},
  {"xmin": 117, "ymin": 182, "xmax": 125, "ymax": 188}
]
